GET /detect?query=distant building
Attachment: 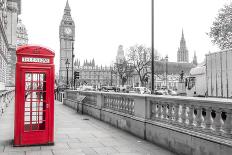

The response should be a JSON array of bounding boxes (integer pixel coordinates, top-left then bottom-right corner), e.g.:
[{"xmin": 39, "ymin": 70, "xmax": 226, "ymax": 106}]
[
  {"xmin": 0, "ymin": 0, "xmax": 21, "ymax": 90},
  {"xmin": 192, "ymin": 51, "xmax": 198, "ymax": 66},
  {"xmin": 74, "ymin": 59, "xmax": 117, "ymax": 86},
  {"xmin": 16, "ymin": 18, "xmax": 28, "ymax": 47},
  {"xmin": 177, "ymin": 29, "xmax": 189, "ymax": 63},
  {"xmin": 152, "ymin": 60, "xmax": 195, "ymax": 89},
  {"xmin": 59, "ymin": 0, "xmax": 75, "ymax": 83},
  {"xmin": 116, "ymin": 45, "xmax": 125, "ymax": 63}
]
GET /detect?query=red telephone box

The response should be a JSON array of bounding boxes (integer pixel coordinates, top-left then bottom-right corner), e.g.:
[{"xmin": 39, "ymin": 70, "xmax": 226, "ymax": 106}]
[{"xmin": 14, "ymin": 45, "xmax": 55, "ymax": 146}]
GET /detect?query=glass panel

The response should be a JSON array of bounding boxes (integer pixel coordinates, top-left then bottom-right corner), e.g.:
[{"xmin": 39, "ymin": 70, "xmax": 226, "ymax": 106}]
[
  {"xmin": 24, "ymin": 72, "xmax": 47, "ymax": 131},
  {"xmin": 25, "ymin": 73, "xmax": 32, "ymax": 81}
]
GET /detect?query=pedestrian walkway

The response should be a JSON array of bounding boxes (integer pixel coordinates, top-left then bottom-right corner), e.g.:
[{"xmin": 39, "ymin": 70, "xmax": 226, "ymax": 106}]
[{"xmin": 0, "ymin": 101, "xmax": 176, "ymax": 155}]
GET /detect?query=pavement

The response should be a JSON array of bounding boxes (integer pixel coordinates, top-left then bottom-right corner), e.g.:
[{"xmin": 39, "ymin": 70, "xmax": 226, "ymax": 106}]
[{"xmin": 0, "ymin": 100, "xmax": 176, "ymax": 155}]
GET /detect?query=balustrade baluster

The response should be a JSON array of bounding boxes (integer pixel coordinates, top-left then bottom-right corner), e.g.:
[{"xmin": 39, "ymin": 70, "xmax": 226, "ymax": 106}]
[
  {"xmin": 158, "ymin": 102, "xmax": 162, "ymax": 119},
  {"xmin": 167, "ymin": 102, "xmax": 173, "ymax": 122},
  {"xmin": 163, "ymin": 102, "xmax": 167, "ymax": 120},
  {"xmin": 124, "ymin": 98, "xmax": 127, "ymax": 113},
  {"xmin": 223, "ymin": 109, "xmax": 232, "ymax": 137},
  {"xmin": 111, "ymin": 97, "xmax": 114, "ymax": 109},
  {"xmin": 205, "ymin": 107, "xmax": 213, "ymax": 131},
  {"xmin": 127, "ymin": 99, "xmax": 130, "ymax": 114},
  {"xmin": 122, "ymin": 97, "xmax": 125, "ymax": 112},
  {"xmin": 107, "ymin": 96, "xmax": 109, "ymax": 107},
  {"xmin": 196, "ymin": 106, "xmax": 204, "ymax": 129},
  {"xmin": 130, "ymin": 99, "xmax": 133, "ymax": 114},
  {"xmin": 181, "ymin": 104, "xmax": 187, "ymax": 126},
  {"xmin": 127, "ymin": 98, "xmax": 130, "ymax": 114},
  {"xmin": 127, "ymin": 98, "xmax": 130, "ymax": 113},
  {"xmin": 114, "ymin": 97, "xmax": 117, "ymax": 110},
  {"xmin": 114, "ymin": 97, "xmax": 116, "ymax": 109},
  {"xmin": 132, "ymin": 100, "xmax": 135, "ymax": 114},
  {"xmin": 110, "ymin": 96, "xmax": 112, "ymax": 108},
  {"xmin": 174, "ymin": 103, "xmax": 180, "ymax": 124},
  {"xmin": 104, "ymin": 96, "xmax": 106, "ymax": 107},
  {"xmin": 214, "ymin": 108, "xmax": 223, "ymax": 135}
]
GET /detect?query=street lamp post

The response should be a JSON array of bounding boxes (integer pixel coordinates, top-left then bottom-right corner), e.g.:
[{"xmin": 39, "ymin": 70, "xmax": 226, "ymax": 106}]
[
  {"xmin": 71, "ymin": 41, "xmax": 74, "ymax": 89},
  {"xmin": 151, "ymin": 0, "xmax": 155, "ymax": 94},
  {"xmin": 65, "ymin": 59, "xmax": 70, "ymax": 89},
  {"xmin": 165, "ymin": 55, "xmax": 168, "ymax": 89}
]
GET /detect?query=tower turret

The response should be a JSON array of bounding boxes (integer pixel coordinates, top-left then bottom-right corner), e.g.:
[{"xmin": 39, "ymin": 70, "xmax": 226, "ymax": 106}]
[{"xmin": 177, "ymin": 29, "xmax": 189, "ymax": 63}]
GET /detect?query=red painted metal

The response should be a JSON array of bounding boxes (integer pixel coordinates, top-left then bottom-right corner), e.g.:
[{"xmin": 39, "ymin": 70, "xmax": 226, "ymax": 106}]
[{"xmin": 14, "ymin": 45, "xmax": 55, "ymax": 146}]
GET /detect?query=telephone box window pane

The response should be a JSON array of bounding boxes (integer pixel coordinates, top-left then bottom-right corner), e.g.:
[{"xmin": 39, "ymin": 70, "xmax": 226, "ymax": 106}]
[
  {"xmin": 25, "ymin": 82, "xmax": 31, "ymax": 90},
  {"xmin": 25, "ymin": 92, "xmax": 31, "ymax": 101},
  {"xmin": 24, "ymin": 72, "xmax": 47, "ymax": 131},
  {"xmin": 25, "ymin": 73, "xmax": 32, "ymax": 81}
]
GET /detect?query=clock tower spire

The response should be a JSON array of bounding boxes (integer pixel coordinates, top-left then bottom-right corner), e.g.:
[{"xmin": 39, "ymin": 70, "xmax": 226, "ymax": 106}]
[{"xmin": 59, "ymin": 0, "xmax": 75, "ymax": 83}]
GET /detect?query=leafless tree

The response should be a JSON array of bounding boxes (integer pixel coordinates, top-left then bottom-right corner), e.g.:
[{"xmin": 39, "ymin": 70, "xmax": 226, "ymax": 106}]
[
  {"xmin": 127, "ymin": 44, "xmax": 153, "ymax": 87},
  {"xmin": 113, "ymin": 59, "xmax": 134, "ymax": 86}
]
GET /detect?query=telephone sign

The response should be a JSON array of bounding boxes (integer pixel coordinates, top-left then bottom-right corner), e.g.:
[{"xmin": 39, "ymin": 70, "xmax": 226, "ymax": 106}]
[{"xmin": 14, "ymin": 45, "xmax": 55, "ymax": 146}]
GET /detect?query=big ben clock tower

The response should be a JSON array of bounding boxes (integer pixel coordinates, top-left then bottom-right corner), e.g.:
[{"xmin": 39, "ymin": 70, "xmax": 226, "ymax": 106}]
[{"xmin": 59, "ymin": 0, "xmax": 75, "ymax": 83}]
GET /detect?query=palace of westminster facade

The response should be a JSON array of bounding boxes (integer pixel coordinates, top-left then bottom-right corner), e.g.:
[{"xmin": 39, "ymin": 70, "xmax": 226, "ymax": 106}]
[{"xmin": 59, "ymin": 1, "xmax": 197, "ymax": 89}]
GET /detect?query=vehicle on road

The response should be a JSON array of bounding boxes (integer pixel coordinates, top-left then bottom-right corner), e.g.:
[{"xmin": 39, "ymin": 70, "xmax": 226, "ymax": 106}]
[
  {"xmin": 154, "ymin": 89, "xmax": 168, "ymax": 95},
  {"xmin": 79, "ymin": 85, "xmax": 95, "ymax": 91},
  {"xmin": 132, "ymin": 87, "xmax": 151, "ymax": 94},
  {"xmin": 101, "ymin": 86, "xmax": 119, "ymax": 92}
]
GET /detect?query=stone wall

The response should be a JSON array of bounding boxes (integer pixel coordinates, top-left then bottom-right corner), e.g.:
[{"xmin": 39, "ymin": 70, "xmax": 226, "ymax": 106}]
[{"xmin": 62, "ymin": 90, "xmax": 232, "ymax": 155}]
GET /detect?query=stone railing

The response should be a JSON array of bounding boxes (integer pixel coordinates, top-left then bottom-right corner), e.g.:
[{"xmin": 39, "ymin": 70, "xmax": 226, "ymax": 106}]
[
  {"xmin": 0, "ymin": 89, "xmax": 15, "ymax": 115},
  {"xmin": 148, "ymin": 96, "xmax": 232, "ymax": 142},
  {"xmin": 103, "ymin": 94, "xmax": 135, "ymax": 115},
  {"xmin": 63, "ymin": 91, "xmax": 232, "ymax": 155}
]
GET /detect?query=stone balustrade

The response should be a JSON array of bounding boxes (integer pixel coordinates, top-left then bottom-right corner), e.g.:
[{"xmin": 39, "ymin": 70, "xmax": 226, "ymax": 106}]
[
  {"xmin": 0, "ymin": 89, "xmax": 15, "ymax": 115},
  {"xmin": 147, "ymin": 96, "xmax": 232, "ymax": 141},
  {"xmin": 63, "ymin": 90, "xmax": 232, "ymax": 155},
  {"xmin": 103, "ymin": 94, "xmax": 135, "ymax": 115}
]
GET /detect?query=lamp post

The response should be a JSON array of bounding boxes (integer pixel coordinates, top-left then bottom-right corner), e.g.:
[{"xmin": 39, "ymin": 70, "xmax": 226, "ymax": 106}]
[
  {"xmin": 151, "ymin": 0, "xmax": 155, "ymax": 94},
  {"xmin": 71, "ymin": 41, "xmax": 74, "ymax": 89},
  {"xmin": 165, "ymin": 55, "xmax": 168, "ymax": 89},
  {"xmin": 65, "ymin": 59, "xmax": 70, "ymax": 88}
]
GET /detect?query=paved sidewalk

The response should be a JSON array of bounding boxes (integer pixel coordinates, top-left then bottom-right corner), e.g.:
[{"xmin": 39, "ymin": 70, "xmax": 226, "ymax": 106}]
[{"xmin": 0, "ymin": 101, "xmax": 176, "ymax": 155}]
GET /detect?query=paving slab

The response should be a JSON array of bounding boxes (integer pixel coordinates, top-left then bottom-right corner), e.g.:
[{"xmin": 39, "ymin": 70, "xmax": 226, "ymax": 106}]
[{"xmin": 0, "ymin": 100, "xmax": 176, "ymax": 155}]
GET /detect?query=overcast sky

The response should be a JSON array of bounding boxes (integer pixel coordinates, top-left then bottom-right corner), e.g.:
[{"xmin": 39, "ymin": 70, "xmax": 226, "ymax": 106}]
[{"xmin": 21, "ymin": 0, "xmax": 230, "ymax": 73}]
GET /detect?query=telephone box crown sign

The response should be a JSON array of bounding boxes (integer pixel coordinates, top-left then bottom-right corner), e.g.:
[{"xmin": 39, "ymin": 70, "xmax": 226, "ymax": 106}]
[{"xmin": 17, "ymin": 45, "xmax": 55, "ymax": 64}]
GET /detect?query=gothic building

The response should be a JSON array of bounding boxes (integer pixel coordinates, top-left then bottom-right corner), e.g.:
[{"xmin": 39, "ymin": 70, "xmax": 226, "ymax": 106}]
[
  {"xmin": 192, "ymin": 51, "xmax": 198, "ymax": 66},
  {"xmin": 59, "ymin": 0, "xmax": 75, "ymax": 83},
  {"xmin": 177, "ymin": 29, "xmax": 189, "ymax": 63},
  {"xmin": 116, "ymin": 45, "xmax": 125, "ymax": 63},
  {"xmin": 74, "ymin": 60, "xmax": 117, "ymax": 86},
  {"xmin": 0, "ymin": 0, "xmax": 21, "ymax": 90},
  {"xmin": 16, "ymin": 18, "xmax": 28, "ymax": 47}
]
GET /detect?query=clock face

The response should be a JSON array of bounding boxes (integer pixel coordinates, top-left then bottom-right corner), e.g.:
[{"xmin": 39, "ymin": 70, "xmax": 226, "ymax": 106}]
[{"xmin": 64, "ymin": 27, "xmax": 72, "ymax": 35}]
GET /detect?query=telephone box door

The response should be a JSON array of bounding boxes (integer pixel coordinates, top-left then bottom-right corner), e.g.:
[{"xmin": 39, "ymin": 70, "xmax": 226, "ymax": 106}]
[{"xmin": 22, "ymin": 69, "xmax": 50, "ymax": 144}]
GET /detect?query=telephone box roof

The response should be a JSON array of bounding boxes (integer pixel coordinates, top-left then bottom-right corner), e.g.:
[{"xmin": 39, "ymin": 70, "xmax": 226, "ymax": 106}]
[{"xmin": 17, "ymin": 45, "xmax": 55, "ymax": 57}]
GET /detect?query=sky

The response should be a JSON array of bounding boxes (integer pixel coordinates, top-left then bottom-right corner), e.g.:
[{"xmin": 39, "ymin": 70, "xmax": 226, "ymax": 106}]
[{"xmin": 20, "ymin": 0, "xmax": 230, "ymax": 73}]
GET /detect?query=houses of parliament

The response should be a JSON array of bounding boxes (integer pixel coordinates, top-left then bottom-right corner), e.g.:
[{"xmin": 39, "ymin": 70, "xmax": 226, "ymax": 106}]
[{"xmin": 58, "ymin": 0, "xmax": 197, "ymax": 88}]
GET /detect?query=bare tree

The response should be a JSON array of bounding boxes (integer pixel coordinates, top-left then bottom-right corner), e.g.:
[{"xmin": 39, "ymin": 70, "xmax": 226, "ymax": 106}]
[
  {"xmin": 127, "ymin": 44, "xmax": 152, "ymax": 87},
  {"xmin": 113, "ymin": 59, "xmax": 134, "ymax": 86}
]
